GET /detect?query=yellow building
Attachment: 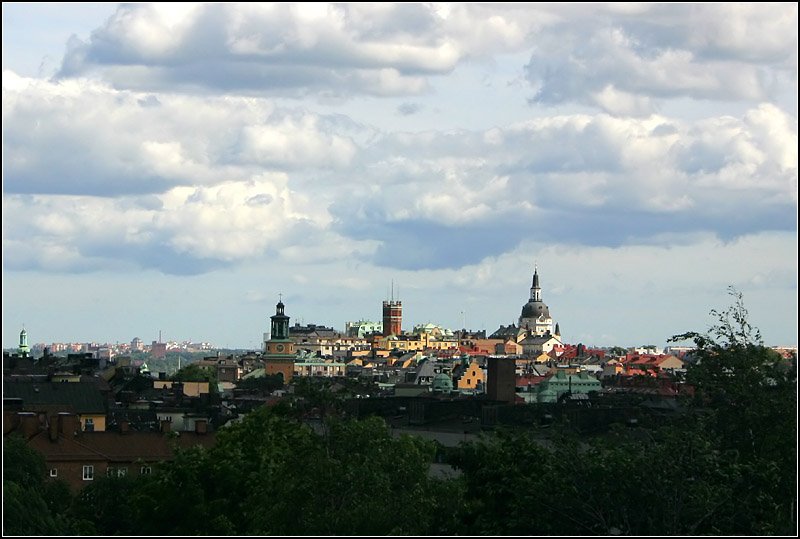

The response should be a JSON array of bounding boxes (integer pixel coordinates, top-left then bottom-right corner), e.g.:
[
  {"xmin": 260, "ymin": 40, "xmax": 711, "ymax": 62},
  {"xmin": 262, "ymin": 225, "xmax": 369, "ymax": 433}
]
[{"xmin": 456, "ymin": 360, "xmax": 485, "ymax": 391}]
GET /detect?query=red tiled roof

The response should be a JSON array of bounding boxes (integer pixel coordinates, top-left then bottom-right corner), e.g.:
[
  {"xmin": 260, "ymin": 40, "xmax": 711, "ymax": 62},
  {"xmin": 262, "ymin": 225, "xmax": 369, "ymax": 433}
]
[{"xmin": 516, "ymin": 375, "xmax": 546, "ymax": 387}]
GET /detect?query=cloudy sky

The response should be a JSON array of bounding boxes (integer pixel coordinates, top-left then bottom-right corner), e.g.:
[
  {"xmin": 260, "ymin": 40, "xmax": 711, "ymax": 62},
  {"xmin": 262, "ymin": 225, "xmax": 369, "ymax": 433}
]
[{"xmin": 2, "ymin": 3, "xmax": 797, "ymax": 350}]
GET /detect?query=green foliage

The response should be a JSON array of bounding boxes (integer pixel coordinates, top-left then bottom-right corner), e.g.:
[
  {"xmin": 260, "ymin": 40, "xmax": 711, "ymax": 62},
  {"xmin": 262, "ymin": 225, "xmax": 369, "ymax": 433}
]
[
  {"xmin": 72, "ymin": 475, "xmax": 139, "ymax": 535},
  {"xmin": 3, "ymin": 435, "xmax": 46, "ymax": 489},
  {"xmin": 2, "ymin": 436, "xmax": 91, "ymax": 535},
  {"xmin": 607, "ymin": 345, "xmax": 628, "ymax": 356},
  {"xmin": 669, "ymin": 286, "xmax": 797, "ymax": 533},
  {"xmin": 450, "ymin": 287, "xmax": 796, "ymax": 536},
  {"xmin": 280, "ymin": 417, "xmax": 439, "ymax": 535},
  {"xmin": 234, "ymin": 373, "xmax": 284, "ymax": 393},
  {"xmin": 121, "ymin": 373, "xmax": 154, "ymax": 393},
  {"xmin": 671, "ymin": 289, "xmax": 795, "ymax": 449},
  {"xmin": 3, "ymin": 480, "xmax": 63, "ymax": 535},
  {"xmin": 171, "ymin": 362, "xmax": 219, "ymax": 395},
  {"xmin": 172, "ymin": 363, "xmax": 217, "ymax": 384},
  {"xmin": 68, "ymin": 406, "xmax": 458, "ymax": 536}
]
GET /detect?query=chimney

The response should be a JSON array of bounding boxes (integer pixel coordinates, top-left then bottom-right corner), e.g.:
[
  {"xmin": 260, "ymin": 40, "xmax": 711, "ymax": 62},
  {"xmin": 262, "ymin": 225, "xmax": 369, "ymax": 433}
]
[
  {"xmin": 160, "ymin": 419, "xmax": 171, "ymax": 433},
  {"xmin": 58, "ymin": 412, "xmax": 80, "ymax": 436},
  {"xmin": 119, "ymin": 419, "xmax": 130, "ymax": 433},
  {"xmin": 48, "ymin": 415, "xmax": 59, "ymax": 442},
  {"xmin": 19, "ymin": 412, "xmax": 39, "ymax": 438},
  {"xmin": 194, "ymin": 419, "xmax": 208, "ymax": 435}
]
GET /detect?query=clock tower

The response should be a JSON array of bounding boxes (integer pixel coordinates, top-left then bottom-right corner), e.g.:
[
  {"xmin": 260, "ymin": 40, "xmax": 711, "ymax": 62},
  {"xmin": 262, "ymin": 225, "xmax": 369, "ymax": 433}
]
[{"xmin": 264, "ymin": 298, "xmax": 295, "ymax": 382}]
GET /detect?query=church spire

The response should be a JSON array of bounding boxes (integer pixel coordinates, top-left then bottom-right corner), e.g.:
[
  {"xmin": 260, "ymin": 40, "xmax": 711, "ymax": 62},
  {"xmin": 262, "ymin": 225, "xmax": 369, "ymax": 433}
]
[{"xmin": 530, "ymin": 266, "xmax": 541, "ymax": 302}]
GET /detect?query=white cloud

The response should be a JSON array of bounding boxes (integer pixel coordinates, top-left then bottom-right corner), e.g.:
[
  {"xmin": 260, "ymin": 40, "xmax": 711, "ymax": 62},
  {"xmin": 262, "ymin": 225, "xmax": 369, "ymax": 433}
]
[
  {"xmin": 57, "ymin": 3, "xmax": 464, "ymax": 96},
  {"xmin": 526, "ymin": 3, "xmax": 797, "ymax": 110},
  {"xmin": 2, "ymin": 74, "xmax": 367, "ymax": 196},
  {"xmin": 238, "ymin": 114, "xmax": 357, "ymax": 169},
  {"xmin": 4, "ymin": 66, "xmax": 795, "ymax": 276},
  {"xmin": 2, "ymin": 174, "xmax": 375, "ymax": 273},
  {"xmin": 3, "ymin": 3, "xmax": 796, "ymax": 349},
  {"xmin": 591, "ymin": 85, "xmax": 654, "ymax": 117}
]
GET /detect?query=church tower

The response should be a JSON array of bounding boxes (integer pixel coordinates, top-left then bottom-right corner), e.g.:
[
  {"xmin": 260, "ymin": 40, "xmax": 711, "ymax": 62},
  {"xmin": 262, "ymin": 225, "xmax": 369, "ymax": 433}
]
[
  {"xmin": 263, "ymin": 298, "xmax": 295, "ymax": 382},
  {"xmin": 18, "ymin": 327, "xmax": 30, "ymax": 358},
  {"xmin": 518, "ymin": 266, "xmax": 555, "ymax": 337}
]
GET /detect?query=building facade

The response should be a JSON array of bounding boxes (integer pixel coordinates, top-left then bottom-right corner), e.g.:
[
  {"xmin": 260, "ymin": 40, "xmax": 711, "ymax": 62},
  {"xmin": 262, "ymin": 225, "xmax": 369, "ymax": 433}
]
[{"xmin": 345, "ymin": 320, "xmax": 383, "ymax": 338}]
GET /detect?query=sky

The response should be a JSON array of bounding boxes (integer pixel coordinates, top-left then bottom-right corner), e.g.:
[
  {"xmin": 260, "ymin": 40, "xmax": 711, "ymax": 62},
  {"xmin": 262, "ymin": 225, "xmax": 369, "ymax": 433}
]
[{"xmin": 2, "ymin": 2, "xmax": 797, "ymax": 350}]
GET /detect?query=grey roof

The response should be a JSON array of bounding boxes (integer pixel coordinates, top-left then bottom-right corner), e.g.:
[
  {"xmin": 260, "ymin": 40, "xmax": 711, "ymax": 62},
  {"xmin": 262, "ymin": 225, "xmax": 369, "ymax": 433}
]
[
  {"xmin": 520, "ymin": 334, "xmax": 559, "ymax": 345},
  {"xmin": 489, "ymin": 324, "xmax": 519, "ymax": 340},
  {"xmin": 530, "ymin": 364, "xmax": 551, "ymax": 376},
  {"xmin": 3, "ymin": 380, "xmax": 106, "ymax": 414},
  {"xmin": 289, "ymin": 323, "xmax": 338, "ymax": 338},
  {"xmin": 521, "ymin": 300, "xmax": 550, "ymax": 319},
  {"xmin": 412, "ymin": 359, "xmax": 437, "ymax": 384}
]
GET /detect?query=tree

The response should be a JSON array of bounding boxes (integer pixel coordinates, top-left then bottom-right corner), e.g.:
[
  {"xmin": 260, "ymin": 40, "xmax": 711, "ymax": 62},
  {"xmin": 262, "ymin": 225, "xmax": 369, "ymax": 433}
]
[
  {"xmin": 607, "ymin": 345, "xmax": 627, "ymax": 357},
  {"xmin": 78, "ymin": 405, "xmax": 459, "ymax": 535},
  {"xmin": 72, "ymin": 475, "xmax": 139, "ymax": 535},
  {"xmin": 172, "ymin": 363, "xmax": 217, "ymax": 384},
  {"xmin": 3, "ymin": 436, "xmax": 91, "ymax": 535},
  {"xmin": 234, "ymin": 373, "xmax": 284, "ymax": 393},
  {"xmin": 670, "ymin": 287, "xmax": 796, "ymax": 461},
  {"xmin": 449, "ymin": 288, "xmax": 796, "ymax": 536},
  {"xmin": 172, "ymin": 362, "xmax": 219, "ymax": 395},
  {"xmin": 669, "ymin": 286, "xmax": 797, "ymax": 533}
]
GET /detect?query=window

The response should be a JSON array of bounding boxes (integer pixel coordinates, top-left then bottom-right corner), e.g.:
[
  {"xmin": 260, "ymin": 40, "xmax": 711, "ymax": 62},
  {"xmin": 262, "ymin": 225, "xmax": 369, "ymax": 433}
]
[
  {"xmin": 84, "ymin": 418, "xmax": 95, "ymax": 432},
  {"xmin": 140, "ymin": 466, "xmax": 152, "ymax": 475},
  {"xmin": 49, "ymin": 468, "xmax": 58, "ymax": 478},
  {"xmin": 82, "ymin": 465, "xmax": 94, "ymax": 481},
  {"xmin": 107, "ymin": 466, "xmax": 128, "ymax": 477}
]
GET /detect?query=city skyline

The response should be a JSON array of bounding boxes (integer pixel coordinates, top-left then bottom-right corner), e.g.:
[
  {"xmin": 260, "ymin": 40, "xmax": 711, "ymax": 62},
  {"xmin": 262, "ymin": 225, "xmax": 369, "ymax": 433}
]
[{"xmin": 3, "ymin": 3, "xmax": 798, "ymax": 349}]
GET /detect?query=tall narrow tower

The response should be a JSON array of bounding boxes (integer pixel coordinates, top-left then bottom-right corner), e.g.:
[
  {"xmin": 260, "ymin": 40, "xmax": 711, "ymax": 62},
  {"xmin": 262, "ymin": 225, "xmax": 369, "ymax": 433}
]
[
  {"xmin": 530, "ymin": 265, "xmax": 542, "ymax": 302},
  {"xmin": 264, "ymin": 298, "xmax": 295, "ymax": 382},
  {"xmin": 382, "ymin": 282, "xmax": 402, "ymax": 336},
  {"xmin": 519, "ymin": 266, "xmax": 554, "ymax": 336},
  {"xmin": 18, "ymin": 327, "xmax": 30, "ymax": 358}
]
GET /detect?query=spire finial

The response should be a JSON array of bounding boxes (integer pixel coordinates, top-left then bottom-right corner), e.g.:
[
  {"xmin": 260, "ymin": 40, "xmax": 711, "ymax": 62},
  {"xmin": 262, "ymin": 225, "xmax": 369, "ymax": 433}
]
[{"xmin": 279, "ymin": 292, "xmax": 283, "ymax": 303}]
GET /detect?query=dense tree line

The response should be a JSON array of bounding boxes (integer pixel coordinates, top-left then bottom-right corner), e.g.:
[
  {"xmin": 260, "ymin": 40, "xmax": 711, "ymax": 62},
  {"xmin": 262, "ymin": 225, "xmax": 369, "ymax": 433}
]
[{"xmin": 4, "ymin": 290, "xmax": 796, "ymax": 535}]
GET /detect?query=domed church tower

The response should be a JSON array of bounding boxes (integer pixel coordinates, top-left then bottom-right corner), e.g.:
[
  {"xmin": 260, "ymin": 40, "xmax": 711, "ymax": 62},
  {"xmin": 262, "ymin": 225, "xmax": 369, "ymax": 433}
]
[{"xmin": 518, "ymin": 266, "xmax": 555, "ymax": 337}]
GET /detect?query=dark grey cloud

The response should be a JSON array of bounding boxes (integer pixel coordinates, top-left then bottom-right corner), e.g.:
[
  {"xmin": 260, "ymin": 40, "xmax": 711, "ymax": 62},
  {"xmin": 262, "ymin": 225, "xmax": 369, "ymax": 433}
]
[{"xmin": 397, "ymin": 102, "xmax": 423, "ymax": 116}]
